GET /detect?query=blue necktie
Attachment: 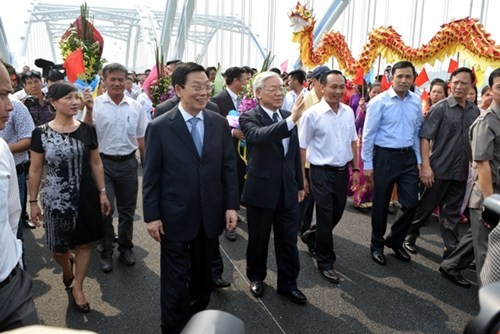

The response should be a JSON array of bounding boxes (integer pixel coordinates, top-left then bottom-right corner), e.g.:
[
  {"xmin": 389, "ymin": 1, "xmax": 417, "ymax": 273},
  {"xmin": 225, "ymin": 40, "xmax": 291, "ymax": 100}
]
[
  {"xmin": 272, "ymin": 112, "xmax": 280, "ymax": 123},
  {"xmin": 188, "ymin": 117, "xmax": 202, "ymax": 156}
]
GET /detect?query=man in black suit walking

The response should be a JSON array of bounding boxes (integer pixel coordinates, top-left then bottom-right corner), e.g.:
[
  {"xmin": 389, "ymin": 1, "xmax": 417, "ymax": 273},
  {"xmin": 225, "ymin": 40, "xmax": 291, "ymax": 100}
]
[
  {"xmin": 142, "ymin": 62, "xmax": 239, "ymax": 334},
  {"xmin": 153, "ymin": 95, "xmax": 219, "ymax": 118},
  {"xmin": 239, "ymin": 71, "xmax": 307, "ymax": 304}
]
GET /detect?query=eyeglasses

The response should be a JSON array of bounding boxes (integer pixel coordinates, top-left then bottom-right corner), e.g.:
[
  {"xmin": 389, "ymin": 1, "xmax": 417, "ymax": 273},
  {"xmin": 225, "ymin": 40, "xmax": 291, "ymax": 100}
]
[
  {"xmin": 262, "ymin": 86, "xmax": 286, "ymax": 94},
  {"xmin": 22, "ymin": 70, "xmax": 41, "ymax": 79},
  {"xmin": 181, "ymin": 83, "xmax": 214, "ymax": 93}
]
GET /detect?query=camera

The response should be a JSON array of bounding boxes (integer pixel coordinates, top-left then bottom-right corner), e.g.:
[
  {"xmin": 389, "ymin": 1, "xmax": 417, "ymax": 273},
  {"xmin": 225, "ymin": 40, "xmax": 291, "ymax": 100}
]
[
  {"xmin": 21, "ymin": 95, "xmax": 39, "ymax": 109},
  {"xmin": 482, "ymin": 193, "xmax": 500, "ymax": 228}
]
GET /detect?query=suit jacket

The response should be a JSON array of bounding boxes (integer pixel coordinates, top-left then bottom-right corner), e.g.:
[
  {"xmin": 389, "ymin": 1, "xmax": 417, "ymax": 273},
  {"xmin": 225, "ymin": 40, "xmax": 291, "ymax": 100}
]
[
  {"xmin": 142, "ymin": 106, "xmax": 239, "ymax": 242},
  {"xmin": 154, "ymin": 96, "xmax": 219, "ymax": 119},
  {"xmin": 239, "ymin": 106, "xmax": 304, "ymax": 209},
  {"xmin": 211, "ymin": 90, "xmax": 236, "ymax": 117}
]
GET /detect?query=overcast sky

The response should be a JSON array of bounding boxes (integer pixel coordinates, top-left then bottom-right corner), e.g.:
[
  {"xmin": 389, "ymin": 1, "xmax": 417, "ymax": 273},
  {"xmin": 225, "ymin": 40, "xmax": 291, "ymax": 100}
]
[{"xmin": 2, "ymin": 0, "xmax": 499, "ymax": 78}]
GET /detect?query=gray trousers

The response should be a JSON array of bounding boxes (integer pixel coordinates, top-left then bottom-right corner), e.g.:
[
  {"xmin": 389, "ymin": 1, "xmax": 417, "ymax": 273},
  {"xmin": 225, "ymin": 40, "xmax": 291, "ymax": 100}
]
[
  {"xmin": 101, "ymin": 157, "xmax": 139, "ymax": 257},
  {"xmin": 407, "ymin": 179, "xmax": 467, "ymax": 254},
  {"xmin": 440, "ymin": 208, "xmax": 490, "ymax": 285},
  {"xmin": 0, "ymin": 267, "xmax": 39, "ymax": 331}
]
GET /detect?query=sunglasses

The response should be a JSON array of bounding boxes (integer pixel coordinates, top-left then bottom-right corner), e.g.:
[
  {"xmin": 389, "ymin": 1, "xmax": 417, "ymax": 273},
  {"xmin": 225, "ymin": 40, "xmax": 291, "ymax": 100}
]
[{"xmin": 23, "ymin": 70, "xmax": 42, "ymax": 79}]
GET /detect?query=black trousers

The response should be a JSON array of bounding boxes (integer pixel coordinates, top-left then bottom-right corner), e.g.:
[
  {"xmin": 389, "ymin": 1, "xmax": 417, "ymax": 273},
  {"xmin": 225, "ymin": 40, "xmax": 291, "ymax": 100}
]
[
  {"xmin": 310, "ymin": 165, "xmax": 349, "ymax": 271},
  {"xmin": 245, "ymin": 195, "xmax": 300, "ymax": 292},
  {"xmin": 407, "ymin": 179, "xmax": 467, "ymax": 253},
  {"xmin": 0, "ymin": 266, "xmax": 39, "ymax": 331},
  {"xmin": 299, "ymin": 168, "xmax": 315, "ymax": 236},
  {"xmin": 160, "ymin": 226, "xmax": 217, "ymax": 334},
  {"xmin": 211, "ymin": 239, "xmax": 224, "ymax": 279},
  {"xmin": 371, "ymin": 147, "xmax": 419, "ymax": 250}
]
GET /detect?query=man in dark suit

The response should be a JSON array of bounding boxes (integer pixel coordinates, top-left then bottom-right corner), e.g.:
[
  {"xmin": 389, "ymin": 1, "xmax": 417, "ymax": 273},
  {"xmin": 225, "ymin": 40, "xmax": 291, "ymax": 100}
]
[
  {"xmin": 211, "ymin": 68, "xmax": 249, "ymax": 241},
  {"xmin": 143, "ymin": 62, "xmax": 239, "ymax": 334},
  {"xmin": 153, "ymin": 95, "xmax": 219, "ymax": 119},
  {"xmin": 152, "ymin": 91, "xmax": 231, "ymax": 290},
  {"xmin": 239, "ymin": 71, "xmax": 307, "ymax": 304}
]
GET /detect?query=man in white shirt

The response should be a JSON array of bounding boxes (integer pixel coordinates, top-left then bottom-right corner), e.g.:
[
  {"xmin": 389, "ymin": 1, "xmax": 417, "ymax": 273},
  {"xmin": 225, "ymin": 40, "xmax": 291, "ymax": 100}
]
[
  {"xmin": 84, "ymin": 63, "xmax": 148, "ymax": 273},
  {"xmin": 282, "ymin": 70, "xmax": 307, "ymax": 112},
  {"xmin": 0, "ymin": 61, "xmax": 39, "ymax": 331},
  {"xmin": 299, "ymin": 70, "xmax": 359, "ymax": 284}
]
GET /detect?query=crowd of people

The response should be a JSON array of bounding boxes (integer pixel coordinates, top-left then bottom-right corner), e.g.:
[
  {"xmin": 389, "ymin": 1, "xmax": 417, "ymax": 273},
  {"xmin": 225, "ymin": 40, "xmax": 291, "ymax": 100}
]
[{"xmin": 1, "ymin": 55, "xmax": 500, "ymax": 334}]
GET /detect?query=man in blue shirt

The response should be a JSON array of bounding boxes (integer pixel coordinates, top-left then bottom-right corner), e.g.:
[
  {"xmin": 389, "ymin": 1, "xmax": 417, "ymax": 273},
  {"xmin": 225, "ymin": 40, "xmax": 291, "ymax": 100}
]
[{"xmin": 362, "ymin": 61, "xmax": 423, "ymax": 266}]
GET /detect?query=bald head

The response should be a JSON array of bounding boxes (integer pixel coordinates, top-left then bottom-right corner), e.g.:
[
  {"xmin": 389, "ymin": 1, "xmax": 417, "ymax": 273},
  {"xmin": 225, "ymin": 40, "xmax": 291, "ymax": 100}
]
[{"xmin": 0, "ymin": 62, "xmax": 13, "ymax": 130}]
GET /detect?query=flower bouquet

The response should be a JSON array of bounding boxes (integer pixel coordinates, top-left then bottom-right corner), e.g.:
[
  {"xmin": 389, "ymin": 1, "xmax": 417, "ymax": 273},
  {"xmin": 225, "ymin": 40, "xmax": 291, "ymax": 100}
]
[
  {"xmin": 60, "ymin": 2, "xmax": 105, "ymax": 92},
  {"xmin": 143, "ymin": 47, "xmax": 175, "ymax": 107}
]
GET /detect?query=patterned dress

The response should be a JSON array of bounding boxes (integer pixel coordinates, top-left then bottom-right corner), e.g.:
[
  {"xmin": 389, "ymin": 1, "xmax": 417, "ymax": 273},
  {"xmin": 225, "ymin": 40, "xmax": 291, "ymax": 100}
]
[{"xmin": 31, "ymin": 122, "xmax": 103, "ymax": 252}]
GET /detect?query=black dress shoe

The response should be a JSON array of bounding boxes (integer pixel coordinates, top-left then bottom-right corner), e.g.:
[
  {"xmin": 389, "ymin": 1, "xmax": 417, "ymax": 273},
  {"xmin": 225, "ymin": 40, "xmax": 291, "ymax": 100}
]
[
  {"xmin": 277, "ymin": 289, "xmax": 307, "ymax": 305},
  {"xmin": 250, "ymin": 281, "xmax": 263, "ymax": 297},
  {"xmin": 212, "ymin": 277, "xmax": 231, "ymax": 288},
  {"xmin": 403, "ymin": 241, "xmax": 417, "ymax": 254},
  {"xmin": 320, "ymin": 269, "xmax": 340, "ymax": 283},
  {"xmin": 371, "ymin": 250, "xmax": 386, "ymax": 265},
  {"xmin": 439, "ymin": 267, "xmax": 471, "ymax": 288},
  {"xmin": 386, "ymin": 244, "xmax": 411, "ymax": 262}
]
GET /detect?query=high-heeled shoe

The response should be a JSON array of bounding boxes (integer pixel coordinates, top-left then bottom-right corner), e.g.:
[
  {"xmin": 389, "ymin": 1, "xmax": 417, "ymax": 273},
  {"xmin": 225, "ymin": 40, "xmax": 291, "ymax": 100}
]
[
  {"xmin": 63, "ymin": 256, "xmax": 74, "ymax": 288},
  {"xmin": 72, "ymin": 288, "xmax": 91, "ymax": 314}
]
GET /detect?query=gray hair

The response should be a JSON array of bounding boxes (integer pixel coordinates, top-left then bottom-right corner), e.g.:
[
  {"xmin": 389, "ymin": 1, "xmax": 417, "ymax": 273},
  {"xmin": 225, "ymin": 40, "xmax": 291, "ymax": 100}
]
[{"xmin": 252, "ymin": 71, "xmax": 282, "ymax": 97}]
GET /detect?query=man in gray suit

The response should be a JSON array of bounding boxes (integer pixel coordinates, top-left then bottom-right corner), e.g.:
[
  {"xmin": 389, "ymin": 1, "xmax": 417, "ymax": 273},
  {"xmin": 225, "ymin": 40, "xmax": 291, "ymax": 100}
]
[{"xmin": 143, "ymin": 62, "xmax": 239, "ymax": 334}]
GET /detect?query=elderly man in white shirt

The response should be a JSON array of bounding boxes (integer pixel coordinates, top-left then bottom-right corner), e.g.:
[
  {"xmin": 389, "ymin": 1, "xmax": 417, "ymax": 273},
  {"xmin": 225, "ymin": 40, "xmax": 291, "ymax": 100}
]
[
  {"xmin": 299, "ymin": 70, "xmax": 359, "ymax": 285},
  {"xmin": 0, "ymin": 61, "xmax": 39, "ymax": 331}
]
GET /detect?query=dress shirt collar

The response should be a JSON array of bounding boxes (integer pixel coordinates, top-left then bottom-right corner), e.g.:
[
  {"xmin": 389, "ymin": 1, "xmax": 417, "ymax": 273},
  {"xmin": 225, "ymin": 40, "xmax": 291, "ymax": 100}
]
[
  {"xmin": 316, "ymin": 98, "xmax": 348, "ymax": 115},
  {"xmin": 388, "ymin": 86, "xmax": 411, "ymax": 100},
  {"xmin": 102, "ymin": 91, "xmax": 131, "ymax": 105},
  {"xmin": 261, "ymin": 105, "xmax": 281, "ymax": 121},
  {"xmin": 178, "ymin": 103, "xmax": 204, "ymax": 122},
  {"xmin": 490, "ymin": 100, "xmax": 500, "ymax": 119},
  {"xmin": 226, "ymin": 88, "xmax": 239, "ymax": 101},
  {"xmin": 446, "ymin": 94, "xmax": 474, "ymax": 110}
]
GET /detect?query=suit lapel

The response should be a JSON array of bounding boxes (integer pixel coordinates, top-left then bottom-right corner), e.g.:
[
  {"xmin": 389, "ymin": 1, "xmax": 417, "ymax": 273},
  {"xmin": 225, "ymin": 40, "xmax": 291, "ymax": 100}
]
[
  {"xmin": 168, "ymin": 107, "xmax": 200, "ymax": 158},
  {"xmin": 201, "ymin": 110, "xmax": 214, "ymax": 158},
  {"xmin": 257, "ymin": 106, "xmax": 284, "ymax": 158}
]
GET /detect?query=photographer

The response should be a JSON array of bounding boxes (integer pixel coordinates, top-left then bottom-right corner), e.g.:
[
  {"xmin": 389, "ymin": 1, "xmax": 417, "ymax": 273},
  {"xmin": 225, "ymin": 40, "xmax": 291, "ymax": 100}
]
[
  {"xmin": 20, "ymin": 70, "xmax": 54, "ymax": 126},
  {"xmin": 439, "ymin": 68, "xmax": 500, "ymax": 287}
]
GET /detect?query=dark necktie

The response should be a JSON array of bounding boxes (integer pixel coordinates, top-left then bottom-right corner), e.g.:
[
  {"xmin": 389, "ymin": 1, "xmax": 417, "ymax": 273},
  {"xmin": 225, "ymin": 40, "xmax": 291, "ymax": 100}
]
[
  {"xmin": 272, "ymin": 112, "xmax": 280, "ymax": 123},
  {"xmin": 188, "ymin": 117, "xmax": 202, "ymax": 156}
]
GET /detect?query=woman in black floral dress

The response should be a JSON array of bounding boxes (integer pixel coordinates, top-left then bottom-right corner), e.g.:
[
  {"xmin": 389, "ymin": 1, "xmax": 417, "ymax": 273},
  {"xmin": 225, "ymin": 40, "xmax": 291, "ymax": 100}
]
[{"xmin": 29, "ymin": 82, "xmax": 110, "ymax": 313}]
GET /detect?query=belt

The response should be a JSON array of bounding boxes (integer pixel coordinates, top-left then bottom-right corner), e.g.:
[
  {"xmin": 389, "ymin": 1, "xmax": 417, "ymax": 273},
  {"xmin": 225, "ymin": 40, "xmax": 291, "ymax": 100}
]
[
  {"xmin": 0, "ymin": 266, "xmax": 18, "ymax": 289},
  {"xmin": 100, "ymin": 151, "xmax": 136, "ymax": 161},
  {"xmin": 15, "ymin": 163, "xmax": 25, "ymax": 175},
  {"xmin": 375, "ymin": 145, "xmax": 412, "ymax": 153},
  {"xmin": 311, "ymin": 164, "xmax": 348, "ymax": 173}
]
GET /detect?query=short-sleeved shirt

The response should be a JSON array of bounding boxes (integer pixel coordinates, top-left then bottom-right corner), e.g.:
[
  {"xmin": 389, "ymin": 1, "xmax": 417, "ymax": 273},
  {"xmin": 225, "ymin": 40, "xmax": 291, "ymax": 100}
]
[
  {"xmin": 419, "ymin": 95, "xmax": 480, "ymax": 181},
  {"xmin": 468, "ymin": 102, "xmax": 500, "ymax": 208},
  {"xmin": 91, "ymin": 92, "xmax": 148, "ymax": 155},
  {"xmin": 0, "ymin": 99, "xmax": 35, "ymax": 165},
  {"xmin": 299, "ymin": 99, "xmax": 357, "ymax": 167}
]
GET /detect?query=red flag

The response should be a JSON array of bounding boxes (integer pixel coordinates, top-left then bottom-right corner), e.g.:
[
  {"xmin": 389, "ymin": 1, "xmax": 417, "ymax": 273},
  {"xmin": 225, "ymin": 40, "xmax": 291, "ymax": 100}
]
[
  {"xmin": 381, "ymin": 74, "xmax": 391, "ymax": 91},
  {"xmin": 414, "ymin": 68, "xmax": 429, "ymax": 87},
  {"xmin": 448, "ymin": 59, "xmax": 458, "ymax": 74},
  {"xmin": 353, "ymin": 68, "xmax": 364, "ymax": 86},
  {"xmin": 421, "ymin": 89, "xmax": 429, "ymax": 112},
  {"xmin": 63, "ymin": 48, "xmax": 85, "ymax": 83}
]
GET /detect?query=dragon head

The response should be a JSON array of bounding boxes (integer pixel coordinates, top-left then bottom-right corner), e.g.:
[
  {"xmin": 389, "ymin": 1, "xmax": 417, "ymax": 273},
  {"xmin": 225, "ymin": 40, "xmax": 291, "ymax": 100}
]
[{"xmin": 288, "ymin": 1, "xmax": 315, "ymax": 33}]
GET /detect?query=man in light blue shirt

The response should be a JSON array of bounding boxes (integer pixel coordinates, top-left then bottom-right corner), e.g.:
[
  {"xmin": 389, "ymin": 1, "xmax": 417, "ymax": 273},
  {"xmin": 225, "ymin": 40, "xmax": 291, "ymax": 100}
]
[{"xmin": 362, "ymin": 61, "xmax": 423, "ymax": 266}]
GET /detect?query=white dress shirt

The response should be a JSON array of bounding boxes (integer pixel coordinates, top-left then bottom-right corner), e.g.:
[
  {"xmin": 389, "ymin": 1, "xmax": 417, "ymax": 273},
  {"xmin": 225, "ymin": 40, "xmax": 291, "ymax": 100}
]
[
  {"xmin": 282, "ymin": 87, "xmax": 308, "ymax": 112},
  {"xmin": 226, "ymin": 88, "xmax": 240, "ymax": 110},
  {"xmin": 0, "ymin": 138, "xmax": 23, "ymax": 279},
  {"xmin": 299, "ymin": 99, "xmax": 357, "ymax": 167},
  {"xmin": 91, "ymin": 92, "xmax": 148, "ymax": 155}
]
